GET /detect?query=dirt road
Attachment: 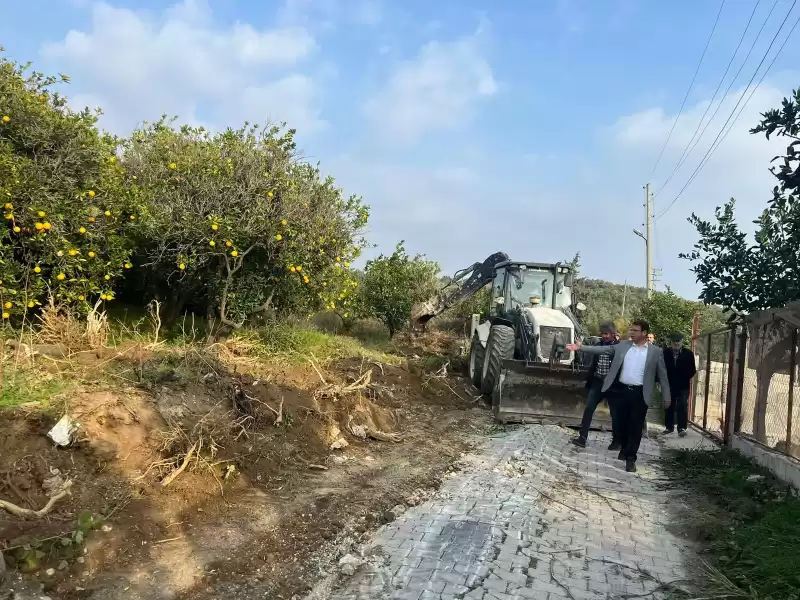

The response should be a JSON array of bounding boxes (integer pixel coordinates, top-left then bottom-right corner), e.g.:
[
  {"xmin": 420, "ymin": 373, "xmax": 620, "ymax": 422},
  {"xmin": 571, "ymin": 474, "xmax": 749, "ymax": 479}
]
[{"xmin": 318, "ymin": 425, "xmax": 709, "ymax": 600}]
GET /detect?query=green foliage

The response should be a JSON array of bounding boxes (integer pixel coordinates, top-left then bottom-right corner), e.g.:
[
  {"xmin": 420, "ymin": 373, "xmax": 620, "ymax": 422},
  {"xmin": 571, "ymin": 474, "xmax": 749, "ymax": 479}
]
[
  {"xmin": 0, "ymin": 46, "xmax": 374, "ymax": 337},
  {"xmin": 121, "ymin": 119, "xmax": 367, "ymax": 327},
  {"xmin": 450, "ymin": 284, "xmax": 491, "ymax": 321},
  {"xmin": 230, "ymin": 322, "xmax": 394, "ymax": 364},
  {"xmin": 663, "ymin": 449, "xmax": 800, "ymax": 600},
  {"xmin": 360, "ymin": 242, "xmax": 439, "ymax": 337},
  {"xmin": 0, "ymin": 53, "xmax": 140, "ymax": 315},
  {"xmin": 8, "ymin": 509, "xmax": 104, "ymax": 572},
  {"xmin": 683, "ymin": 88, "xmax": 800, "ymax": 311},
  {"xmin": 576, "ymin": 279, "xmax": 647, "ymax": 335},
  {"xmin": 0, "ymin": 369, "xmax": 66, "ymax": 409},
  {"xmin": 636, "ymin": 290, "xmax": 697, "ymax": 342},
  {"xmin": 636, "ymin": 290, "xmax": 728, "ymax": 350}
]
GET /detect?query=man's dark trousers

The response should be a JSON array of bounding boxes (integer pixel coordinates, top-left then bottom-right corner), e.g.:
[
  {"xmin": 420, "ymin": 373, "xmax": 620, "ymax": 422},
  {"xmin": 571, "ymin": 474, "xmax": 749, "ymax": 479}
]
[
  {"xmin": 613, "ymin": 383, "xmax": 649, "ymax": 462},
  {"xmin": 665, "ymin": 388, "xmax": 689, "ymax": 432},
  {"xmin": 578, "ymin": 378, "xmax": 619, "ymax": 441}
]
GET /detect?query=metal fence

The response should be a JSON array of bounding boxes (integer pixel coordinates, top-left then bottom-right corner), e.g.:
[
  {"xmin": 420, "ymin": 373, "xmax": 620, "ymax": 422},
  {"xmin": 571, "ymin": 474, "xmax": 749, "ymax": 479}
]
[
  {"xmin": 690, "ymin": 327, "xmax": 735, "ymax": 442},
  {"xmin": 735, "ymin": 305, "xmax": 800, "ymax": 459}
]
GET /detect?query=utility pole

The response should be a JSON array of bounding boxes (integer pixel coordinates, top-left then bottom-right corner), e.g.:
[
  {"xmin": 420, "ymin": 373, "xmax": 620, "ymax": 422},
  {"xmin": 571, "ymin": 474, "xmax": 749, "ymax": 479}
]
[
  {"xmin": 621, "ymin": 279, "xmax": 628, "ymax": 319},
  {"xmin": 632, "ymin": 185, "xmax": 655, "ymax": 297},
  {"xmin": 651, "ymin": 268, "xmax": 662, "ymax": 291},
  {"xmin": 645, "ymin": 183, "xmax": 653, "ymax": 298}
]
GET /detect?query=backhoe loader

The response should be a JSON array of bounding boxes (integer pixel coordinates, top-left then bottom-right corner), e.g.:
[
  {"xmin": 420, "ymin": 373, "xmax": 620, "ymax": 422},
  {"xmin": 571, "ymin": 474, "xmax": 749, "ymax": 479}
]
[{"xmin": 412, "ymin": 253, "xmax": 611, "ymax": 427}]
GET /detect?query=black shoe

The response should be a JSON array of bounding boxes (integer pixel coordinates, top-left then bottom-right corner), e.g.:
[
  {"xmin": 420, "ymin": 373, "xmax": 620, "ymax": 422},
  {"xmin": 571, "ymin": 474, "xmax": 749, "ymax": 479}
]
[
  {"xmin": 608, "ymin": 441, "xmax": 621, "ymax": 451},
  {"xmin": 678, "ymin": 429, "xmax": 687, "ymax": 438},
  {"xmin": 571, "ymin": 437, "xmax": 587, "ymax": 448},
  {"xmin": 625, "ymin": 460, "xmax": 637, "ymax": 473},
  {"xmin": 617, "ymin": 450, "xmax": 626, "ymax": 461},
  {"xmin": 662, "ymin": 428, "xmax": 674, "ymax": 435}
]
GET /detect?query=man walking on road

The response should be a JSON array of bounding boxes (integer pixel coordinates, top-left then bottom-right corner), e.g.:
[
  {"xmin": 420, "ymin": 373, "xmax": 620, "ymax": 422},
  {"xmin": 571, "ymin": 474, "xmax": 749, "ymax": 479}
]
[
  {"xmin": 567, "ymin": 320, "xmax": 670, "ymax": 473},
  {"xmin": 572, "ymin": 322, "xmax": 620, "ymax": 449},
  {"xmin": 663, "ymin": 332, "xmax": 696, "ymax": 437}
]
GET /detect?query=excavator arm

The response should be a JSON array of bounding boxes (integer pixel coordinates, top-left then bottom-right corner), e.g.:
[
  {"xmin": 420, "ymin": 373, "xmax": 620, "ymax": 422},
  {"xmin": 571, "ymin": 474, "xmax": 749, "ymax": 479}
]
[{"xmin": 411, "ymin": 251, "xmax": 510, "ymax": 326}]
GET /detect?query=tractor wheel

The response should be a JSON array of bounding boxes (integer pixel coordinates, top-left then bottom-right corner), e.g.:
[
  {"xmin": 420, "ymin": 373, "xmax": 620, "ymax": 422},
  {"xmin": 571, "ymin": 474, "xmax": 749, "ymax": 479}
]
[
  {"xmin": 468, "ymin": 333, "xmax": 486, "ymax": 389},
  {"xmin": 481, "ymin": 324, "xmax": 515, "ymax": 396}
]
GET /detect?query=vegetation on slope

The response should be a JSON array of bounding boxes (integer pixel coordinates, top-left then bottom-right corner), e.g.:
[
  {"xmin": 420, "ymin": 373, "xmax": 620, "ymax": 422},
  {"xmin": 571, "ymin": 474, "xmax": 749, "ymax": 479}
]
[{"xmin": 663, "ymin": 449, "xmax": 800, "ymax": 600}]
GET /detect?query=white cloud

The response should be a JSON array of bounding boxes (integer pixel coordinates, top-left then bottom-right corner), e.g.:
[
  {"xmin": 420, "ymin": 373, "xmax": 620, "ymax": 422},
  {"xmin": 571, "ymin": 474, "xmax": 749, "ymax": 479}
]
[
  {"xmin": 612, "ymin": 84, "xmax": 786, "ymax": 230},
  {"xmin": 363, "ymin": 28, "xmax": 497, "ymax": 145},
  {"xmin": 41, "ymin": 0, "xmax": 326, "ymax": 134},
  {"xmin": 334, "ymin": 82, "xmax": 793, "ymax": 300},
  {"xmin": 570, "ymin": 83, "xmax": 790, "ymax": 298},
  {"xmin": 278, "ymin": 0, "xmax": 382, "ymax": 29}
]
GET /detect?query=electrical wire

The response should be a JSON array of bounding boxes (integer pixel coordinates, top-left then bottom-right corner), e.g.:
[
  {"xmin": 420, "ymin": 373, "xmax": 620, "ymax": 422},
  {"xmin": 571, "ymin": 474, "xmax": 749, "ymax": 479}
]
[
  {"xmin": 654, "ymin": 0, "xmax": 779, "ymax": 199},
  {"xmin": 726, "ymin": 12, "xmax": 800, "ymax": 139},
  {"xmin": 648, "ymin": 0, "xmax": 726, "ymax": 180},
  {"xmin": 654, "ymin": 0, "xmax": 762, "ymax": 197},
  {"xmin": 654, "ymin": 0, "xmax": 797, "ymax": 222}
]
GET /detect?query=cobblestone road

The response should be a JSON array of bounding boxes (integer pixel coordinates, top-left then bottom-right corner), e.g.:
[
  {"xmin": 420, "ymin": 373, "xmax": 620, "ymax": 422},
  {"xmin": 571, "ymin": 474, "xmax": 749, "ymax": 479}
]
[{"xmin": 329, "ymin": 424, "xmax": 704, "ymax": 600}]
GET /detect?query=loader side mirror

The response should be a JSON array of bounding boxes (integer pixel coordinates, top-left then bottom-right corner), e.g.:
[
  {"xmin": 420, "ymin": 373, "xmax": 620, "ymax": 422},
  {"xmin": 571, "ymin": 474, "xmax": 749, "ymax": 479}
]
[
  {"xmin": 575, "ymin": 302, "xmax": 586, "ymax": 312},
  {"xmin": 564, "ymin": 273, "xmax": 575, "ymax": 287}
]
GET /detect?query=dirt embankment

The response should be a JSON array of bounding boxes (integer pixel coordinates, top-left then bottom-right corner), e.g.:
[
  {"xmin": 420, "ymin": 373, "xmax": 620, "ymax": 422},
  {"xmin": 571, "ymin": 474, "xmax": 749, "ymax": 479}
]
[{"xmin": 1, "ymin": 340, "xmax": 489, "ymax": 600}]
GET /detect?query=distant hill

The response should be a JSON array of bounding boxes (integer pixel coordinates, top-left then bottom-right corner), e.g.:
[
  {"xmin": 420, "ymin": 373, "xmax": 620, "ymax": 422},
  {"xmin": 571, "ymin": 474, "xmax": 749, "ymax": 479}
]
[
  {"xmin": 574, "ymin": 277, "xmax": 727, "ymax": 336},
  {"xmin": 574, "ymin": 278, "xmax": 648, "ymax": 334}
]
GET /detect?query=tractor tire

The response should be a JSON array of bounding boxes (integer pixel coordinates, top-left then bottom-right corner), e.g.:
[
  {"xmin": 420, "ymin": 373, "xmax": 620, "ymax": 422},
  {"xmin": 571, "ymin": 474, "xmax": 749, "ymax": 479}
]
[
  {"xmin": 481, "ymin": 324, "xmax": 515, "ymax": 396},
  {"xmin": 468, "ymin": 333, "xmax": 486, "ymax": 389}
]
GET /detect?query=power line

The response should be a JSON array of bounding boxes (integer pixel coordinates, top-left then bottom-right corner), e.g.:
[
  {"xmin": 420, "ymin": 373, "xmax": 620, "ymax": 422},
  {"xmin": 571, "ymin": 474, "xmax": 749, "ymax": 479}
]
[
  {"xmin": 657, "ymin": 5, "xmax": 799, "ymax": 221},
  {"xmin": 708, "ymin": 12, "xmax": 800, "ymax": 163},
  {"xmin": 654, "ymin": 0, "xmax": 779, "ymax": 199},
  {"xmin": 654, "ymin": 0, "xmax": 762, "ymax": 197},
  {"xmin": 648, "ymin": 0, "xmax": 726, "ymax": 180},
  {"xmin": 654, "ymin": 0, "xmax": 797, "ymax": 222}
]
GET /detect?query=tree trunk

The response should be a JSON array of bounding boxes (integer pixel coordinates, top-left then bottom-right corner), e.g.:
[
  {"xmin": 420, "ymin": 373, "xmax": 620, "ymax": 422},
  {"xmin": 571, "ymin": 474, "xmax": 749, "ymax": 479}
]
[
  {"xmin": 749, "ymin": 318, "xmax": 794, "ymax": 444},
  {"xmin": 163, "ymin": 289, "xmax": 194, "ymax": 327},
  {"xmin": 753, "ymin": 364, "xmax": 772, "ymax": 444}
]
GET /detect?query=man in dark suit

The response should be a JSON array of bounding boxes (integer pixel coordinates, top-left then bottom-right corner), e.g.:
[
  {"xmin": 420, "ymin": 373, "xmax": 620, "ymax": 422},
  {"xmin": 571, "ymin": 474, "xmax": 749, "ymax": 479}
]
[
  {"xmin": 663, "ymin": 332, "xmax": 696, "ymax": 437},
  {"xmin": 567, "ymin": 320, "xmax": 671, "ymax": 473},
  {"xmin": 571, "ymin": 322, "xmax": 620, "ymax": 449}
]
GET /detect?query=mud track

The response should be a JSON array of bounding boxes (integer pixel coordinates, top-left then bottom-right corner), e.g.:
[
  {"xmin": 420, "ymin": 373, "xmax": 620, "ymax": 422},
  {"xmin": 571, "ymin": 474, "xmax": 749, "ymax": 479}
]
[{"xmin": 1, "ymin": 347, "xmax": 489, "ymax": 600}]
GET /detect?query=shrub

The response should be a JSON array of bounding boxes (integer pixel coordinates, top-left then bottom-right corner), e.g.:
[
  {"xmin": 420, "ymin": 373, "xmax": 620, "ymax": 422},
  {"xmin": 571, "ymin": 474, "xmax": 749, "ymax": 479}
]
[
  {"xmin": 119, "ymin": 119, "xmax": 368, "ymax": 328},
  {"xmin": 0, "ymin": 53, "xmax": 139, "ymax": 319},
  {"xmin": 360, "ymin": 242, "xmax": 439, "ymax": 337}
]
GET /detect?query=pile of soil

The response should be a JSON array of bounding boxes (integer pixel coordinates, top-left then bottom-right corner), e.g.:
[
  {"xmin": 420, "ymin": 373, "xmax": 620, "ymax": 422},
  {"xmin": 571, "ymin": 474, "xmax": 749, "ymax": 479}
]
[{"xmin": 1, "ymin": 342, "xmax": 488, "ymax": 600}]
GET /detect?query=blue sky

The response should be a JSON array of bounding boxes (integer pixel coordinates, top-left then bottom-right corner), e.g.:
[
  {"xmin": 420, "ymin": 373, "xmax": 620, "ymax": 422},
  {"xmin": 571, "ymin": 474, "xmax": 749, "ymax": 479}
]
[{"xmin": 2, "ymin": 0, "xmax": 798, "ymax": 299}]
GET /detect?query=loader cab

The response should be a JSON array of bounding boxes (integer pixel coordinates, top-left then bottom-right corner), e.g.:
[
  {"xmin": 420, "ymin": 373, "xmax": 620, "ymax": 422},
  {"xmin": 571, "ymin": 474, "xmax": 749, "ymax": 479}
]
[
  {"xmin": 489, "ymin": 261, "xmax": 574, "ymax": 315},
  {"xmin": 489, "ymin": 267, "xmax": 507, "ymax": 318}
]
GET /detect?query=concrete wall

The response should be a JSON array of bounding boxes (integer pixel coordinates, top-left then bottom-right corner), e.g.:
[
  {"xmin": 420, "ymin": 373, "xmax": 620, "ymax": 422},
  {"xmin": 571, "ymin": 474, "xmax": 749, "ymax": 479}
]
[{"xmin": 732, "ymin": 434, "xmax": 800, "ymax": 490}]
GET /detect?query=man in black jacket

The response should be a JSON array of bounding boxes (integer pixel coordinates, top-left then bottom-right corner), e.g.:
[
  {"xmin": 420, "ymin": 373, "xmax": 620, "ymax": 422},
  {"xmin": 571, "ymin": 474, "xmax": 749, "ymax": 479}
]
[
  {"xmin": 663, "ymin": 332, "xmax": 697, "ymax": 437},
  {"xmin": 572, "ymin": 322, "xmax": 620, "ymax": 449}
]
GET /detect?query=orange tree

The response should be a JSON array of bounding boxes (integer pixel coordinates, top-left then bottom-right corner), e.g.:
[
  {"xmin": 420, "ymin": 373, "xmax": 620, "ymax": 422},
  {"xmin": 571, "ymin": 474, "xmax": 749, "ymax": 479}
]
[
  {"xmin": 321, "ymin": 266, "xmax": 363, "ymax": 331},
  {"xmin": 360, "ymin": 242, "xmax": 439, "ymax": 338},
  {"xmin": 0, "ymin": 52, "xmax": 139, "ymax": 320},
  {"xmin": 120, "ymin": 119, "xmax": 368, "ymax": 328}
]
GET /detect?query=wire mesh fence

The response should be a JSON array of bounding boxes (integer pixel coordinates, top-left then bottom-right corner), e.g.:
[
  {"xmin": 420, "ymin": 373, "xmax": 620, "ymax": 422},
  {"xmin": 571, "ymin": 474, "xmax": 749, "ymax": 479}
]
[
  {"xmin": 737, "ymin": 306, "xmax": 800, "ymax": 459},
  {"xmin": 691, "ymin": 328, "xmax": 733, "ymax": 441}
]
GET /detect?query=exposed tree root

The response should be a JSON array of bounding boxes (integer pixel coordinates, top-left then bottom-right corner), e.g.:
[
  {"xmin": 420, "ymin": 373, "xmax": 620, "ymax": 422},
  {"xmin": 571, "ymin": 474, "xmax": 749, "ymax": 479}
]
[
  {"xmin": 161, "ymin": 442, "xmax": 199, "ymax": 487},
  {"xmin": 0, "ymin": 480, "xmax": 73, "ymax": 518}
]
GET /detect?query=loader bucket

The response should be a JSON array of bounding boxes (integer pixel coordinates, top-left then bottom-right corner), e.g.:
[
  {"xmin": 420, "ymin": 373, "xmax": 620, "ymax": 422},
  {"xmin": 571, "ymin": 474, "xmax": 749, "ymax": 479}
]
[{"xmin": 491, "ymin": 359, "xmax": 613, "ymax": 428}]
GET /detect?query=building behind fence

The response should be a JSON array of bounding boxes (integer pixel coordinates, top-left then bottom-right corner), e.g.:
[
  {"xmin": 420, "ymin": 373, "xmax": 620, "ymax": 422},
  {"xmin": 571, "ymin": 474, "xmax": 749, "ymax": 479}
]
[{"xmin": 690, "ymin": 302, "xmax": 800, "ymax": 462}]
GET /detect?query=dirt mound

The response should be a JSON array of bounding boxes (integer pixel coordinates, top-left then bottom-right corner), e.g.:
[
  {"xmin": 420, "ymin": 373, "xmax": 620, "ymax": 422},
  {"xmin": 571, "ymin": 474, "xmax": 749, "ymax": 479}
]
[{"xmin": 1, "ymin": 341, "xmax": 485, "ymax": 599}]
